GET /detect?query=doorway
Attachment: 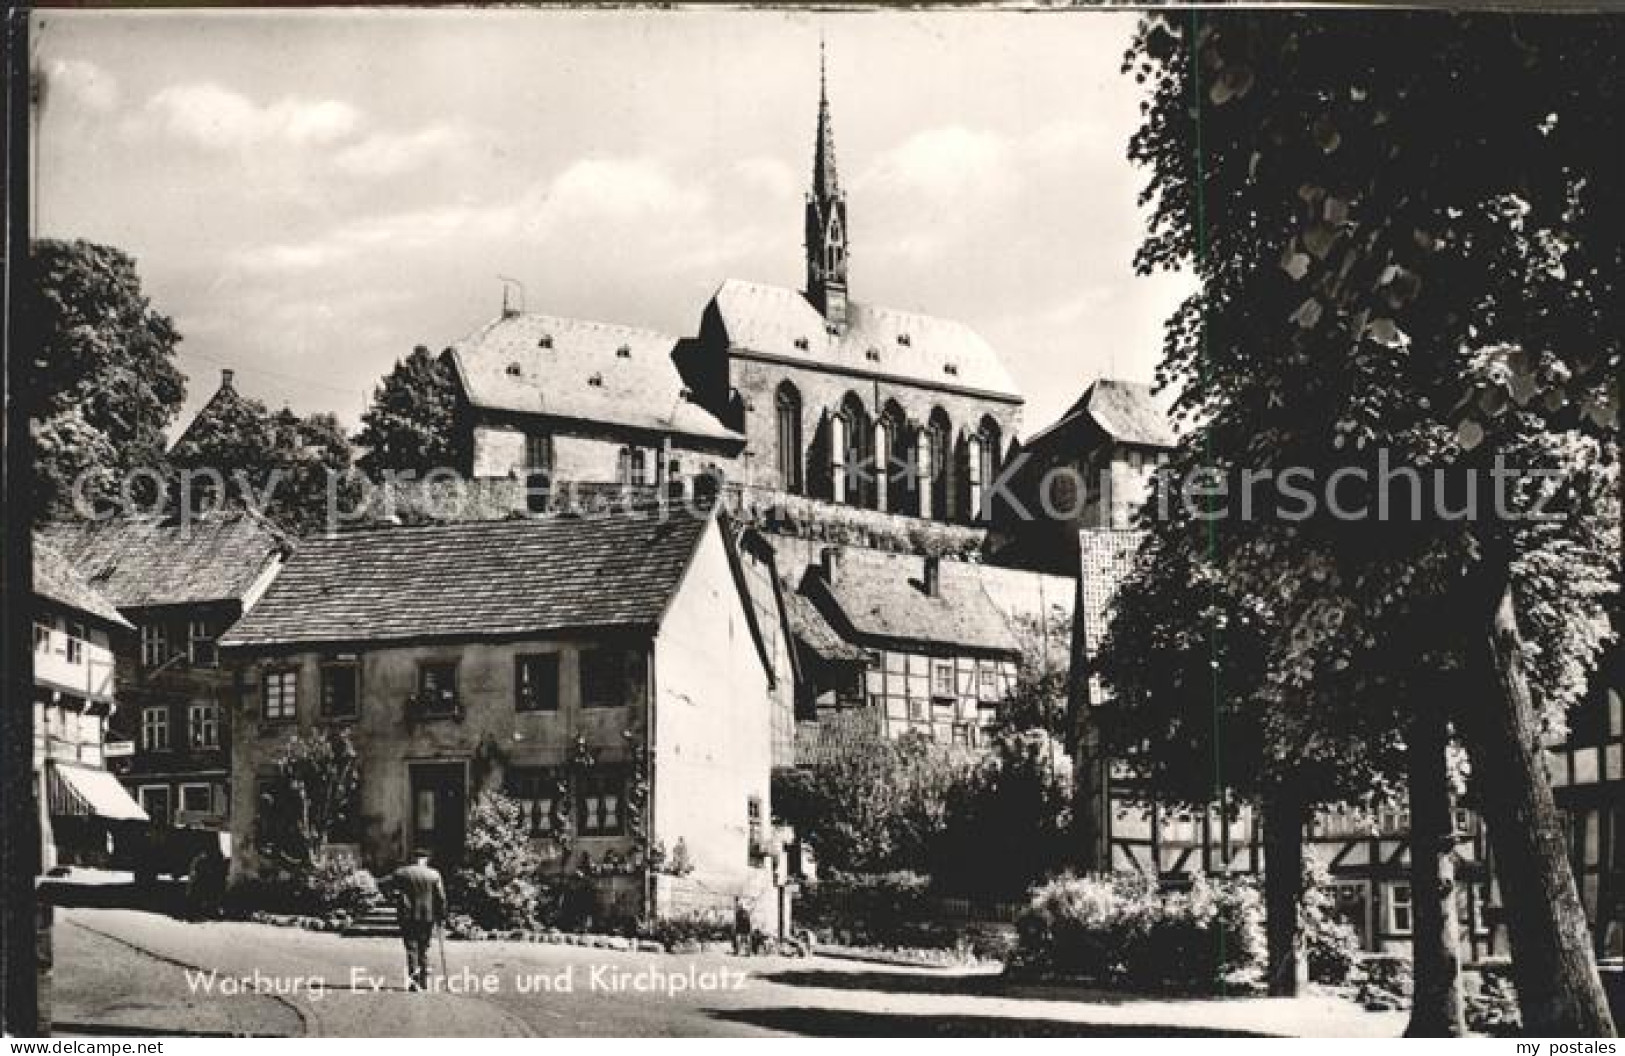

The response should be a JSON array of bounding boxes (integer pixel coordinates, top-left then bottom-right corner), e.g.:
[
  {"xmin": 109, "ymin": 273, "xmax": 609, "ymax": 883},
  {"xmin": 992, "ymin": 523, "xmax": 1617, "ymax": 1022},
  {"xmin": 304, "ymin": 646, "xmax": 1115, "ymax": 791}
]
[{"xmin": 408, "ymin": 762, "xmax": 466, "ymax": 869}]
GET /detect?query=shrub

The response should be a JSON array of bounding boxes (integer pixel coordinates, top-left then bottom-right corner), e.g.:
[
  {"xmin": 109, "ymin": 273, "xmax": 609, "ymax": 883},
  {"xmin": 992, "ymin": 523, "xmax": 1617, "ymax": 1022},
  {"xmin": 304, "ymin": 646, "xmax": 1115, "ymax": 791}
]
[
  {"xmin": 1301, "ymin": 858, "xmax": 1362, "ymax": 984},
  {"xmin": 224, "ymin": 861, "xmax": 377, "ymax": 920},
  {"xmin": 449, "ymin": 790, "xmax": 545, "ymax": 929},
  {"xmin": 1466, "ymin": 964, "xmax": 1521, "ymax": 1036},
  {"xmin": 636, "ymin": 910, "xmax": 734, "ymax": 949},
  {"xmin": 1013, "ymin": 872, "xmax": 1265, "ymax": 993}
]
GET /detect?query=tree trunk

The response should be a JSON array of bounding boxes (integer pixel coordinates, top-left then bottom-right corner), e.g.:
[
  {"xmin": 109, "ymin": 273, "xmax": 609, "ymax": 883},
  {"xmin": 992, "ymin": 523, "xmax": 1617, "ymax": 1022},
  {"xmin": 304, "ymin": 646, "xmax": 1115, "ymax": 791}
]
[
  {"xmin": 1453, "ymin": 575, "xmax": 1615, "ymax": 1036},
  {"xmin": 1405, "ymin": 702, "xmax": 1467, "ymax": 1037},
  {"xmin": 1262, "ymin": 776, "xmax": 1308, "ymax": 997}
]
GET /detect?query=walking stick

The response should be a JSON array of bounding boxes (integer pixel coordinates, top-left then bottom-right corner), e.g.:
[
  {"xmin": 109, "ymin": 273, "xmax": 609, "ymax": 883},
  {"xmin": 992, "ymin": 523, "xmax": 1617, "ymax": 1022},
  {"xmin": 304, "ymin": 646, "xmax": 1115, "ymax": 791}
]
[{"xmin": 437, "ymin": 922, "xmax": 449, "ymax": 980}]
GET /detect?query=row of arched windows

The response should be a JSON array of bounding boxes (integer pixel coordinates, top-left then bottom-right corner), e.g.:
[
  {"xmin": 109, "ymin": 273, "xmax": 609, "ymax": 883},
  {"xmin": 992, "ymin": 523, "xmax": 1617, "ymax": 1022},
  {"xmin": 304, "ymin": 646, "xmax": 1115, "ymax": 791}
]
[{"xmin": 773, "ymin": 381, "xmax": 1003, "ymax": 524}]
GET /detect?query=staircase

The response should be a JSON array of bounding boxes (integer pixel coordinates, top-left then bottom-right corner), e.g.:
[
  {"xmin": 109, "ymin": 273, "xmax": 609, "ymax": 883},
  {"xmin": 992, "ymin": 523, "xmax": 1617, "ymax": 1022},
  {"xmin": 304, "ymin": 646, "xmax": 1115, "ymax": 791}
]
[{"xmin": 342, "ymin": 896, "xmax": 399, "ymax": 938}]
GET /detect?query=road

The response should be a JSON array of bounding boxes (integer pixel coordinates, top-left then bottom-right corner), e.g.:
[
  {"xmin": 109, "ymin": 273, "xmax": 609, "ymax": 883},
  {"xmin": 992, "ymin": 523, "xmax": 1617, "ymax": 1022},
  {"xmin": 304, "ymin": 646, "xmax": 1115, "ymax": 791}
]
[{"xmin": 54, "ymin": 908, "xmax": 1405, "ymax": 1037}]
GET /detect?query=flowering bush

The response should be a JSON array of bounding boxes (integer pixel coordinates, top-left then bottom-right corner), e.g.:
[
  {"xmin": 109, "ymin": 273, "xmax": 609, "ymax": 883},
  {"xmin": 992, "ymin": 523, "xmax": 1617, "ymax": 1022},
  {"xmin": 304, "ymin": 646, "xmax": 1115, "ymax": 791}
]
[
  {"xmin": 449, "ymin": 790, "xmax": 545, "ymax": 929},
  {"xmin": 1013, "ymin": 872, "xmax": 1265, "ymax": 993}
]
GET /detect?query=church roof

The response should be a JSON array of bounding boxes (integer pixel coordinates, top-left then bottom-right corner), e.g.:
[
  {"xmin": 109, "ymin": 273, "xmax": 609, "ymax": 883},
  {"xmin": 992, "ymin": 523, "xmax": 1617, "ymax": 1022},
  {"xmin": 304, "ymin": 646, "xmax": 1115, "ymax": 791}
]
[
  {"xmin": 446, "ymin": 313, "xmax": 743, "ymax": 445},
  {"xmin": 707, "ymin": 279, "xmax": 1023, "ymax": 403},
  {"xmin": 1027, "ymin": 378, "xmax": 1174, "ymax": 451}
]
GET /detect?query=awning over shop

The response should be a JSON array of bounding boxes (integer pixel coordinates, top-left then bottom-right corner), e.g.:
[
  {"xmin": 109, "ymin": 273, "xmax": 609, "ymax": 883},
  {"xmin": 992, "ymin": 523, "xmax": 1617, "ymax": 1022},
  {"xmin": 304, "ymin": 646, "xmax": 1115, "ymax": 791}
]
[{"xmin": 47, "ymin": 762, "xmax": 148, "ymax": 822}]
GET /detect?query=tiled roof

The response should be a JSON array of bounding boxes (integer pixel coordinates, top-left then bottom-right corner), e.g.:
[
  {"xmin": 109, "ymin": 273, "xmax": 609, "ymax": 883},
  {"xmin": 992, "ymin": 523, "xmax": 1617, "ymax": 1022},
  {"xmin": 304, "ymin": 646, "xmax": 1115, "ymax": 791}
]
[
  {"xmin": 1078, "ymin": 528, "xmax": 1143, "ymax": 703},
  {"xmin": 33, "ymin": 536, "xmax": 133, "ymax": 630},
  {"xmin": 708, "ymin": 279, "xmax": 1022, "ymax": 401},
  {"xmin": 219, "ymin": 507, "xmax": 714, "ymax": 649},
  {"xmin": 1027, "ymin": 378, "xmax": 1175, "ymax": 450},
  {"xmin": 38, "ymin": 512, "xmax": 290, "ymax": 611},
  {"xmin": 811, "ymin": 548, "xmax": 1022, "ymax": 657},
  {"xmin": 446, "ymin": 313, "xmax": 743, "ymax": 444},
  {"xmin": 783, "ymin": 591, "xmax": 866, "ymax": 663}
]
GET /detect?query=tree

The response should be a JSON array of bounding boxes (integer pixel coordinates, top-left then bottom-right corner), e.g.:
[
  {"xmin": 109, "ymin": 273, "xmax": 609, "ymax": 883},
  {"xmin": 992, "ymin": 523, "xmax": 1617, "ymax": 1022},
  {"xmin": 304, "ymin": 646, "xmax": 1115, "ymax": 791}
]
[
  {"xmin": 26, "ymin": 239, "xmax": 186, "ymax": 518},
  {"xmin": 933, "ymin": 728, "xmax": 1074, "ymax": 899},
  {"xmin": 255, "ymin": 730, "xmax": 360, "ymax": 874},
  {"xmin": 169, "ymin": 388, "xmax": 357, "ymax": 535},
  {"xmin": 772, "ymin": 732, "xmax": 963, "ymax": 875},
  {"xmin": 449, "ymin": 791, "xmax": 545, "ymax": 930},
  {"xmin": 1125, "ymin": 10, "xmax": 1621, "ymax": 1033},
  {"xmin": 354, "ymin": 346, "xmax": 463, "ymax": 480}
]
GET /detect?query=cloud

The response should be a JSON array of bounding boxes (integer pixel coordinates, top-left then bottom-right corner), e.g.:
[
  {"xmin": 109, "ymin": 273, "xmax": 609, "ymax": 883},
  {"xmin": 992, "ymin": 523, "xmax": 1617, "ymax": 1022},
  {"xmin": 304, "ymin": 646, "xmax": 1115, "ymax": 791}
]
[
  {"xmin": 731, "ymin": 156, "xmax": 797, "ymax": 199},
  {"xmin": 856, "ymin": 125, "xmax": 1012, "ymax": 203},
  {"xmin": 334, "ymin": 124, "xmax": 465, "ymax": 178},
  {"xmin": 142, "ymin": 82, "xmax": 361, "ymax": 151},
  {"xmin": 44, "ymin": 58, "xmax": 118, "ymax": 113}
]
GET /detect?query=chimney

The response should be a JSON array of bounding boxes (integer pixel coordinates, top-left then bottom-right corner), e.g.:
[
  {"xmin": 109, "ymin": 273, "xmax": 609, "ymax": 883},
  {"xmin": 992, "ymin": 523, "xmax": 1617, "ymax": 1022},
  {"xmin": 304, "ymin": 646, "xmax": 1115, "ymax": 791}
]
[
  {"xmin": 820, "ymin": 547, "xmax": 841, "ymax": 583},
  {"xmin": 923, "ymin": 554, "xmax": 940, "ymax": 598},
  {"xmin": 220, "ymin": 368, "xmax": 235, "ymax": 391}
]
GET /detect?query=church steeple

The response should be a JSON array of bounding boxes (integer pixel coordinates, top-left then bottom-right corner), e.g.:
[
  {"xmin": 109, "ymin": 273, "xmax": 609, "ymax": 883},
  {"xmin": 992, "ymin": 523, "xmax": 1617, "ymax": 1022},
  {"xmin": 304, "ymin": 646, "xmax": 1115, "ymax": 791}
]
[{"xmin": 806, "ymin": 40, "xmax": 849, "ymax": 327}]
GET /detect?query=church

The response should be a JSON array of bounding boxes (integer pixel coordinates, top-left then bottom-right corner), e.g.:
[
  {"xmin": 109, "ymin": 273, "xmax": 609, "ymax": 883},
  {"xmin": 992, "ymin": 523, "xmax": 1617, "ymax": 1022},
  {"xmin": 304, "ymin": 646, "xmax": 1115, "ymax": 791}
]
[{"xmin": 441, "ymin": 55, "xmax": 1027, "ymax": 529}]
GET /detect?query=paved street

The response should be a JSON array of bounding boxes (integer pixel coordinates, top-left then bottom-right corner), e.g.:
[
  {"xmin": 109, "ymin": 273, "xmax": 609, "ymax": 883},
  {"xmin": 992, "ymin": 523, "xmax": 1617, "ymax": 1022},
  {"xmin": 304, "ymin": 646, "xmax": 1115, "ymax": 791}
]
[{"xmin": 55, "ymin": 909, "xmax": 1405, "ymax": 1037}]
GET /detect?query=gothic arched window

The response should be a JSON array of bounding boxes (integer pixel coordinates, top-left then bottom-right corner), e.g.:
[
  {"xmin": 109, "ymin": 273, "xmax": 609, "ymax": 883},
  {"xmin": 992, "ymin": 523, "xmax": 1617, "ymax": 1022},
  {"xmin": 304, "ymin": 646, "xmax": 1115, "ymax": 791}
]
[
  {"xmin": 832, "ymin": 395, "xmax": 870, "ymax": 508},
  {"xmin": 922, "ymin": 409, "xmax": 951, "ymax": 521},
  {"xmin": 877, "ymin": 401, "xmax": 909, "ymax": 514},
  {"xmin": 775, "ymin": 382, "xmax": 803, "ymax": 493}
]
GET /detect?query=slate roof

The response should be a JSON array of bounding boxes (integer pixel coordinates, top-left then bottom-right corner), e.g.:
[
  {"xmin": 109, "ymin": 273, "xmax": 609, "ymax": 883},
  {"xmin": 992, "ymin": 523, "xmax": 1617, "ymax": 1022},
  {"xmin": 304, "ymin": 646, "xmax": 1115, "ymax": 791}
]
[
  {"xmin": 38, "ymin": 512, "xmax": 291, "ymax": 611},
  {"xmin": 1077, "ymin": 528, "xmax": 1144, "ymax": 704},
  {"xmin": 1026, "ymin": 378, "xmax": 1175, "ymax": 451},
  {"xmin": 33, "ymin": 536, "xmax": 133, "ymax": 630},
  {"xmin": 783, "ymin": 591, "xmax": 866, "ymax": 664},
  {"xmin": 810, "ymin": 548, "xmax": 1022, "ymax": 657},
  {"xmin": 445, "ymin": 313, "xmax": 743, "ymax": 444},
  {"xmin": 219, "ymin": 508, "xmax": 715, "ymax": 649},
  {"xmin": 707, "ymin": 279, "xmax": 1022, "ymax": 401}
]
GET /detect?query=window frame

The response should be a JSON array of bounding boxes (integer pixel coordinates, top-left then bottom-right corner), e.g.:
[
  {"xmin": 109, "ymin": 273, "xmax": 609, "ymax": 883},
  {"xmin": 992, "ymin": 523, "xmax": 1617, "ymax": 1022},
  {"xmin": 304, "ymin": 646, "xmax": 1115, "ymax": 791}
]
[
  {"xmin": 262, "ymin": 667, "xmax": 299, "ymax": 722},
  {"xmin": 1387, "ymin": 882, "xmax": 1414, "ymax": 935},
  {"xmin": 320, "ymin": 659, "xmax": 361, "ymax": 720},
  {"xmin": 140, "ymin": 624, "xmax": 169, "ymax": 669},
  {"xmin": 188, "ymin": 701, "xmax": 219, "ymax": 749},
  {"xmin": 578, "ymin": 770, "xmax": 625, "ymax": 836},
  {"xmin": 416, "ymin": 660, "xmax": 460, "ymax": 715},
  {"xmin": 514, "ymin": 653, "xmax": 561, "ymax": 713},
  {"xmin": 505, "ymin": 766, "xmax": 562, "ymax": 838},
  {"xmin": 179, "ymin": 782, "xmax": 214, "ymax": 816},
  {"xmin": 931, "ymin": 660, "xmax": 957, "ymax": 700},
  {"xmin": 141, "ymin": 706, "xmax": 170, "ymax": 752},
  {"xmin": 188, "ymin": 619, "xmax": 217, "ymax": 667},
  {"xmin": 579, "ymin": 646, "xmax": 645, "ymax": 710}
]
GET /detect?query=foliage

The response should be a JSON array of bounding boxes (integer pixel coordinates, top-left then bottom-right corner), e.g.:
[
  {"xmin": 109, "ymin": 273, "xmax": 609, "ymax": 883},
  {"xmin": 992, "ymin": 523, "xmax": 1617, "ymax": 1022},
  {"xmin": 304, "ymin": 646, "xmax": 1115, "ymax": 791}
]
[
  {"xmin": 1466, "ymin": 966, "xmax": 1523, "ymax": 1036},
  {"xmin": 254, "ymin": 731, "xmax": 360, "ymax": 874},
  {"xmin": 773, "ymin": 732, "xmax": 966, "ymax": 875},
  {"xmin": 225, "ymin": 861, "xmax": 377, "ymax": 921},
  {"xmin": 634, "ymin": 910, "xmax": 735, "ymax": 949},
  {"xmin": 354, "ymin": 346, "xmax": 464, "ymax": 480},
  {"xmin": 1301, "ymin": 856, "xmax": 1363, "ymax": 985},
  {"xmin": 932, "ymin": 729, "xmax": 1074, "ymax": 899},
  {"xmin": 1013, "ymin": 872, "xmax": 1265, "ymax": 993},
  {"xmin": 27, "ymin": 239, "xmax": 186, "ymax": 519},
  {"xmin": 449, "ymin": 790, "xmax": 546, "ymax": 930},
  {"xmin": 168, "ymin": 387, "xmax": 358, "ymax": 535}
]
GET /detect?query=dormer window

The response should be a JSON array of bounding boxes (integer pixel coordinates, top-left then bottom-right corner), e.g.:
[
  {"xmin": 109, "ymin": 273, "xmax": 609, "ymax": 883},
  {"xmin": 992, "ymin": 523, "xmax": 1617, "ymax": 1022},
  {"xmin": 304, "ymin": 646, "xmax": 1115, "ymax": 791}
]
[
  {"xmin": 616, "ymin": 344, "xmax": 631, "ymax": 358},
  {"xmin": 825, "ymin": 322, "xmax": 840, "ymax": 336},
  {"xmin": 506, "ymin": 362, "xmax": 522, "ymax": 377},
  {"xmin": 588, "ymin": 372, "xmax": 604, "ymax": 388},
  {"xmin": 794, "ymin": 336, "xmax": 810, "ymax": 351},
  {"xmin": 538, "ymin": 334, "xmax": 554, "ymax": 349},
  {"xmin": 943, "ymin": 363, "xmax": 959, "ymax": 377},
  {"xmin": 865, "ymin": 348, "xmax": 881, "ymax": 362},
  {"xmin": 897, "ymin": 333, "xmax": 912, "ymax": 346}
]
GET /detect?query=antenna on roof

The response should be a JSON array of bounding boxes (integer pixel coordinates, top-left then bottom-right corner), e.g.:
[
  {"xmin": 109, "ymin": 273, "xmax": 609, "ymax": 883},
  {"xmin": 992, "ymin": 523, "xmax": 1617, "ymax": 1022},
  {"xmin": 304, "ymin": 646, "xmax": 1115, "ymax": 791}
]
[{"xmin": 497, "ymin": 275, "xmax": 525, "ymax": 318}]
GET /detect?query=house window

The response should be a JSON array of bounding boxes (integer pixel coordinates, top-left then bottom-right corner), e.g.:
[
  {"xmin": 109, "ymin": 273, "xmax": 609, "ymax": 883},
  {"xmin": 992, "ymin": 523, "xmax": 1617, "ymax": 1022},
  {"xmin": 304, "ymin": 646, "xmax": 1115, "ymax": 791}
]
[
  {"xmin": 579, "ymin": 772, "xmax": 624, "ymax": 835},
  {"xmin": 180, "ymin": 783, "xmax": 214, "ymax": 816},
  {"xmin": 65, "ymin": 623, "xmax": 84, "ymax": 664},
  {"xmin": 141, "ymin": 706, "xmax": 170, "ymax": 752},
  {"xmin": 417, "ymin": 661, "xmax": 459, "ymax": 714},
  {"xmin": 33, "ymin": 622, "xmax": 51, "ymax": 653},
  {"xmin": 747, "ymin": 794, "xmax": 765, "ymax": 861},
  {"xmin": 262, "ymin": 669, "xmax": 298, "ymax": 721},
  {"xmin": 188, "ymin": 703, "xmax": 219, "ymax": 749},
  {"xmin": 776, "ymin": 383, "xmax": 803, "ymax": 493},
  {"xmin": 932, "ymin": 661, "xmax": 956, "ymax": 699},
  {"xmin": 515, "ymin": 654, "xmax": 561, "ymax": 713},
  {"xmin": 505, "ymin": 767, "xmax": 561, "ymax": 837},
  {"xmin": 977, "ymin": 665, "xmax": 998, "ymax": 701},
  {"xmin": 139, "ymin": 785, "xmax": 171, "ymax": 826},
  {"xmin": 141, "ymin": 624, "xmax": 168, "ymax": 668},
  {"xmin": 618, "ymin": 447, "xmax": 648, "ymax": 487},
  {"xmin": 580, "ymin": 647, "xmax": 645, "ymax": 710},
  {"xmin": 525, "ymin": 433, "xmax": 553, "ymax": 474},
  {"xmin": 321, "ymin": 661, "xmax": 360, "ymax": 719},
  {"xmin": 1387, "ymin": 883, "xmax": 1413, "ymax": 935},
  {"xmin": 951, "ymin": 723, "xmax": 971, "ymax": 748},
  {"xmin": 188, "ymin": 620, "xmax": 216, "ymax": 667}
]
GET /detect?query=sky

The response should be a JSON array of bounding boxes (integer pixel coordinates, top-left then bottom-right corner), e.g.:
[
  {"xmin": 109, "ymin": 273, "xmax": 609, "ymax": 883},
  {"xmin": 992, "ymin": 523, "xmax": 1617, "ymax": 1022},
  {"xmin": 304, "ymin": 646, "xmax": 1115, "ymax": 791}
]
[{"xmin": 33, "ymin": 8, "xmax": 1191, "ymax": 437}]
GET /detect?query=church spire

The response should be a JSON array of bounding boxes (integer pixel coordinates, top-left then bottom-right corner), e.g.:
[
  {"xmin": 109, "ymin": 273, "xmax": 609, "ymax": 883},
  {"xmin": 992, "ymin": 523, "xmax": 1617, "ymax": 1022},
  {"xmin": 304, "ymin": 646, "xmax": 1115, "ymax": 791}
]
[{"xmin": 806, "ymin": 37, "xmax": 849, "ymax": 326}]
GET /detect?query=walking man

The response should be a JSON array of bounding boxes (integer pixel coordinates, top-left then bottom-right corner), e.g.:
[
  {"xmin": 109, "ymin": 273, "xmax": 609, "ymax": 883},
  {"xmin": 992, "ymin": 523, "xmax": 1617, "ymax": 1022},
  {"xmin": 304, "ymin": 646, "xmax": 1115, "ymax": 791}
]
[{"xmin": 388, "ymin": 848, "xmax": 447, "ymax": 991}]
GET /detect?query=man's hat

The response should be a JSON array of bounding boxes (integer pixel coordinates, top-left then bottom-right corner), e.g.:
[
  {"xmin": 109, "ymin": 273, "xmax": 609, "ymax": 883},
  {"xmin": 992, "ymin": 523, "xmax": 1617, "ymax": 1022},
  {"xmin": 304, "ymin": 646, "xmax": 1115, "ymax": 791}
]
[{"xmin": 412, "ymin": 847, "xmax": 433, "ymax": 859}]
